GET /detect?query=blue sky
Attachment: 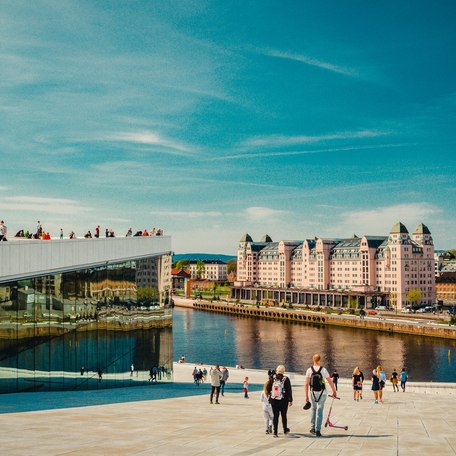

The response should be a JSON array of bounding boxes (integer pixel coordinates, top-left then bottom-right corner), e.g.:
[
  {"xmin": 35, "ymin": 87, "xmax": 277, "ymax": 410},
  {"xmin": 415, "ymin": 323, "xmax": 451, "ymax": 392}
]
[{"xmin": 1, "ymin": 0, "xmax": 455, "ymax": 253}]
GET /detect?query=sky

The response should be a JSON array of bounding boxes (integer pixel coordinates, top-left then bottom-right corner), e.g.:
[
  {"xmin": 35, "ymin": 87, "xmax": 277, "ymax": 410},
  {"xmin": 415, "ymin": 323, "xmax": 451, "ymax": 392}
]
[{"xmin": 1, "ymin": 0, "xmax": 455, "ymax": 254}]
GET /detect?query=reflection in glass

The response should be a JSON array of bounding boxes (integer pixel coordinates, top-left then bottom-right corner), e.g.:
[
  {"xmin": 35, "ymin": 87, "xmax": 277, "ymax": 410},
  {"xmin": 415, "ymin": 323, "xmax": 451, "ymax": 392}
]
[{"xmin": 0, "ymin": 255, "xmax": 173, "ymax": 393}]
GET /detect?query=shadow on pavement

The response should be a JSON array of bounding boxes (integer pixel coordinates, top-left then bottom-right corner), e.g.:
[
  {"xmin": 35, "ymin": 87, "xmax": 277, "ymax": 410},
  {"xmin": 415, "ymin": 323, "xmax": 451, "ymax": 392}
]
[{"xmin": 0, "ymin": 382, "xmax": 264, "ymax": 414}]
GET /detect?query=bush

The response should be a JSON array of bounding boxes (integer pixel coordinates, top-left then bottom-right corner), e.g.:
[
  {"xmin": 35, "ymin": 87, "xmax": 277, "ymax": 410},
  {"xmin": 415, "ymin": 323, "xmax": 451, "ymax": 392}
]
[{"xmin": 450, "ymin": 315, "xmax": 456, "ymax": 326}]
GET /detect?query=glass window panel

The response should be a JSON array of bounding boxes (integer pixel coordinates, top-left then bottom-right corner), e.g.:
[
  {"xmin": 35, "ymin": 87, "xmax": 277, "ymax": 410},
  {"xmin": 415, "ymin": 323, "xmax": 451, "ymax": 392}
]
[{"xmin": 0, "ymin": 281, "xmax": 19, "ymax": 393}]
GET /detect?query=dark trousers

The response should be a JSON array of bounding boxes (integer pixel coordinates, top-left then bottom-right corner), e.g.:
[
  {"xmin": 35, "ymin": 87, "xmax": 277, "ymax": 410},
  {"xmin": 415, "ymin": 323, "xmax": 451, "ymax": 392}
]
[
  {"xmin": 220, "ymin": 380, "xmax": 226, "ymax": 395},
  {"xmin": 210, "ymin": 386, "xmax": 220, "ymax": 403},
  {"xmin": 270, "ymin": 399, "xmax": 289, "ymax": 435}
]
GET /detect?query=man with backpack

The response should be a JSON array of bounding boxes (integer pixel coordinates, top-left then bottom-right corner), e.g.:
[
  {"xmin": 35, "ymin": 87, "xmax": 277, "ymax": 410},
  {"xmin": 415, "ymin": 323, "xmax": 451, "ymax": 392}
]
[{"xmin": 305, "ymin": 354, "xmax": 337, "ymax": 437}]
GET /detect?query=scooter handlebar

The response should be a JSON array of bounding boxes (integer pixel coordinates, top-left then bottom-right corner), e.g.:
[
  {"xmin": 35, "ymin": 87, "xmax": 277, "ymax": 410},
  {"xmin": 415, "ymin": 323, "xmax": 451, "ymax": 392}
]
[{"xmin": 328, "ymin": 395, "xmax": 340, "ymax": 399}]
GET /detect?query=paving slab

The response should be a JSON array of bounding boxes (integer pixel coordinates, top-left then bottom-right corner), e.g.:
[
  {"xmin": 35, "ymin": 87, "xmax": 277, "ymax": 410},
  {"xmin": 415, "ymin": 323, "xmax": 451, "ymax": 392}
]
[{"xmin": 1, "ymin": 362, "xmax": 456, "ymax": 455}]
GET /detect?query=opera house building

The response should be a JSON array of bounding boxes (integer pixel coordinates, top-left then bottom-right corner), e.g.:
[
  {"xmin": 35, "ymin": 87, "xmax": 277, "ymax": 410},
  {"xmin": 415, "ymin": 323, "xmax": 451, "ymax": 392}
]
[{"xmin": 0, "ymin": 236, "xmax": 173, "ymax": 394}]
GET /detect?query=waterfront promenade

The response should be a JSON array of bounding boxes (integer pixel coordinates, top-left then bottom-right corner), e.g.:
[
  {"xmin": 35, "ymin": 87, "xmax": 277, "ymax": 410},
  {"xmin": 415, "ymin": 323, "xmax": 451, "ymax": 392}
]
[{"xmin": 1, "ymin": 363, "xmax": 456, "ymax": 455}]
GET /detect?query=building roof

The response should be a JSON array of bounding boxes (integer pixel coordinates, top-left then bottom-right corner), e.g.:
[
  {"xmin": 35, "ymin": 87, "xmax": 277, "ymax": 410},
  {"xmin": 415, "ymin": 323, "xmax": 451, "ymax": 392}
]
[
  {"xmin": 240, "ymin": 233, "xmax": 253, "ymax": 242},
  {"xmin": 188, "ymin": 260, "xmax": 227, "ymax": 265},
  {"xmin": 364, "ymin": 236, "xmax": 388, "ymax": 248},
  {"xmin": 436, "ymin": 272, "xmax": 456, "ymax": 284},
  {"xmin": 260, "ymin": 234, "xmax": 273, "ymax": 242},
  {"xmin": 390, "ymin": 222, "xmax": 408, "ymax": 233},
  {"xmin": 171, "ymin": 268, "xmax": 191, "ymax": 277},
  {"xmin": 413, "ymin": 223, "xmax": 431, "ymax": 235},
  {"xmin": 259, "ymin": 242, "xmax": 279, "ymax": 253}
]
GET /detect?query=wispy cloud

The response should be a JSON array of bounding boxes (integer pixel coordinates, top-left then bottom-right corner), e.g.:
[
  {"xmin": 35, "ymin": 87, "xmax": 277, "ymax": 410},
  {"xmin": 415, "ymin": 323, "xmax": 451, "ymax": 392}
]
[
  {"xmin": 245, "ymin": 206, "xmax": 289, "ymax": 220},
  {"xmin": 102, "ymin": 131, "xmax": 194, "ymax": 156},
  {"xmin": 214, "ymin": 143, "xmax": 406, "ymax": 161},
  {"xmin": 242, "ymin": 130, "xmax": 388, "ymax": 148},
  {"xmin": 258, "ymin": 48, "xmax": 356, "ymax": 77},
  {"xmin": 153, "ymin": 210, "xmax": 223, "ymax": 218},
  {"xmin": 338, "ymin": 203, "xmax": 442, "ymax": 236},
  {"xmin": 0, "ymin": 196, "xmax": 92, "ymax": 215}
]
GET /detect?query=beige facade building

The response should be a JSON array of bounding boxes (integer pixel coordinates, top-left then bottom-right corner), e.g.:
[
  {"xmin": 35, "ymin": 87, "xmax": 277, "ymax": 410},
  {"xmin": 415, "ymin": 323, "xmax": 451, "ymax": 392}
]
[
  {"xmin": 188, "ymin": 260, "xmax": 228, "ymax": 282},
  {"xmin": 236, "ymin": 222, "xmax": 435, "ymax": 308}
]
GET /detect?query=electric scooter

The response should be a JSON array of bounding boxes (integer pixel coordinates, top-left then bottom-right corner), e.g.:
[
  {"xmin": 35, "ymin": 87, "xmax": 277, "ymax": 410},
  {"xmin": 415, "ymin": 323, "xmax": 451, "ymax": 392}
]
[{"xmin": 324, "ymin": 395, "xmax": 348, "ymax": 431}]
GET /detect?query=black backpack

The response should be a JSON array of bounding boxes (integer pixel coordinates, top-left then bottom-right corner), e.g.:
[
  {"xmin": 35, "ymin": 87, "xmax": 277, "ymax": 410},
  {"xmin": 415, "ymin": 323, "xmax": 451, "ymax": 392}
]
[{"xmin": 310, "ymin": 366, "xmax": 325, "ymax": 392}]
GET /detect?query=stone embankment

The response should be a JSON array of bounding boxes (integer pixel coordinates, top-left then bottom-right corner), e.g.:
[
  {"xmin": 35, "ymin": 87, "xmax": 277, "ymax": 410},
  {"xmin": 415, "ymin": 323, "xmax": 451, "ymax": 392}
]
[{"xmin": 174, "ymin": 298, "xmax": 456, "ymax": 340}]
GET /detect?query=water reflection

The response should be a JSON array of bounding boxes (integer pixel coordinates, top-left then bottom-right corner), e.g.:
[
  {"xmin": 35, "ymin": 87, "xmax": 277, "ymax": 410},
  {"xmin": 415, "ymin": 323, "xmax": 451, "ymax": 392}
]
[
  {"xmin": 0, "ymin": 256, "xmax": 173, "ymax": 393},
  {"xmin": 173, "ymin": 308, "xmax": 456, "ymax": 382}
]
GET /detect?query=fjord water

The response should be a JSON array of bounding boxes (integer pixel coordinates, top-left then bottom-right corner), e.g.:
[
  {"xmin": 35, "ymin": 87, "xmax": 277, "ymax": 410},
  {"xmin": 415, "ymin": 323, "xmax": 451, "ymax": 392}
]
[{"xmin": 173, "ymin": 307, "xmax": 456, "ymax": 382}]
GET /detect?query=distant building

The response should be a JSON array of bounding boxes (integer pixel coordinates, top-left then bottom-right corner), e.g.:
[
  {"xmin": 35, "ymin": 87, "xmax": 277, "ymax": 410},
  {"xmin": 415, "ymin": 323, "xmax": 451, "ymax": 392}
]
[
  {"xmin": 235, "ymin": 222, "xmax": 435, "ymax": 309},
  {"xmin": 436, "ymin": 272, "xmax": 456, "ymax": 305},
  {"xmin": 435, "ymin": 250, "xmax": 455, "ymax": 276},
  {"xmin": 188, "ymin": 260, "xmax": 228, "ymax": 282},
  {"xmin": 171, "ymin": 268, "xmax": 191, "ymax": 291}
]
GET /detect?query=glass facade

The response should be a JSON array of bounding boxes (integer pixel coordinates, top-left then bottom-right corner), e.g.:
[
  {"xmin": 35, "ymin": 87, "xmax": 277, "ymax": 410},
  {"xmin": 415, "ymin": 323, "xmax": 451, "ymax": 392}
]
[{"xmin": 0, "ymin": 255, "xmax": 173, "ymax": 394}]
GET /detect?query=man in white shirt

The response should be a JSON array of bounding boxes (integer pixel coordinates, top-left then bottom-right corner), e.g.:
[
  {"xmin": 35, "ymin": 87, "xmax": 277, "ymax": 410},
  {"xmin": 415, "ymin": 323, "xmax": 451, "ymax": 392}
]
[
  {"xmin": 0, "ymin": 220, "xmax": 7, "ymax": 241},
  {"xmin": 210, "ymin": 365, "xmax": 223, "ymax": 404},
  {"xmin": 305, "ymin": 354, "xmax": 337, "ymax": 437}
]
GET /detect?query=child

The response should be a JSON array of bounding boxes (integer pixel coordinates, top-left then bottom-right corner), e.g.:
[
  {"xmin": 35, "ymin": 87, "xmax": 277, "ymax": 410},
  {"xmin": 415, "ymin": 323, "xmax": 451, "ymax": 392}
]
[
  {"xmin": 243, "ymin": 376, "xmax": 249, "ymax": 398},
  {"xmin": 260, "ymin": 381, "xmax": 273, "ymax": 434}
]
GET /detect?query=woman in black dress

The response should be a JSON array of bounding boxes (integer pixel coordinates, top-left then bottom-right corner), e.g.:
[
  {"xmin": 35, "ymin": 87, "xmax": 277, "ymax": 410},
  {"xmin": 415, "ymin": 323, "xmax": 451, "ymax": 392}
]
[
  {"xmin": 371, "ymin": 367, "xmax": 380, "ymax": 404},
  {"xmin": 352, "ymin": 367, "xmax": 363, "ymax": 401}
]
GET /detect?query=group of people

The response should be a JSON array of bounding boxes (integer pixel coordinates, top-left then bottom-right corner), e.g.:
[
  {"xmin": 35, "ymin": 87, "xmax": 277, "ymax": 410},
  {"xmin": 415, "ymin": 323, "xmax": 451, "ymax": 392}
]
[
  {"xmin": 192, "ymin": 366, "xmax": 208, "ymax": 384},
  {"xmin": 259, "ymin": 354, "xmax": 338, "ymax": 438},
  {"xmin": 1, "ymin": 220, "xmax": 165, "ymax": 241},
  {"xmin": 5, "ymin": 220, "xmax": 51, "ymax": 241},
  {"xmin": 351, "ymin": 366, "xmax": 408, "ymax": 403},
  {"xmin": 206, "ymin": 357, "xmax": 411, "ymax": 439},
  {"xmin": 202, "ymin": 365, "xmax": 230, "ymax": 403}
]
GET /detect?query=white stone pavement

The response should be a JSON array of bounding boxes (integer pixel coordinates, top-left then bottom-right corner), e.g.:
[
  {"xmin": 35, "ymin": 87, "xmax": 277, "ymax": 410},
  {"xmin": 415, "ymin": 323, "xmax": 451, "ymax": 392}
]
[{"xmin": 1, "ymin": 362, "xmax": 456, "ymax": 455}]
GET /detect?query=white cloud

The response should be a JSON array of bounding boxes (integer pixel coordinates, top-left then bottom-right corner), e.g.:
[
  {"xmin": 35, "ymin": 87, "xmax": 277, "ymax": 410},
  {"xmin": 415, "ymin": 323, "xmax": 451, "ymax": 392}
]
[
  {"xmin": 104, "ymin": 131, "xmax": 193, "ymax": 155},
  {"xmin": 259, "ymin": 49, "xmax": 356, "ymax": 77},
  {"xmin": 243, "ymin": 130, "xmax": 388, "ymax": 148},
  {"xmin": 245, "ymin": 206, "xmax": 289, "ymax": 220},
  {"xmin": 153, "ymin": 210, "xmax": 223, "ymax": 218},
  {"xmin": 0, "ymin": 196, "xmax": 92, "ymax": 215},
  {"xmin": 337, "ymin": 203, "xmax": 442, "ymax": 236},
  {"xmin": 215, "ymin": 143, "xmax": 405, "ymax": 161}
]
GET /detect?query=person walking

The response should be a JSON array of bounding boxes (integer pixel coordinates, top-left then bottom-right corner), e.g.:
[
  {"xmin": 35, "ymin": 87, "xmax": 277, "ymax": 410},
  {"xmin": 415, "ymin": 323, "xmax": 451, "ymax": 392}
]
[
  {"xmin": 0, "ymin": 220, "xmax": 7, "ymax": 242},
  {"xmin": 331, "ymin": 369, "xmax": 339, "ymax": 391},
  {"xmin": 210, "ymin": 364, "xmax": 223, "ymax": 404},
  {"xmin": 305, "ymin": 354, "xmax": 337, "ymax": 437},
  {"xmin": 352, "ymin": 367, "xmax": 363, "ymax": 401},
  {"xmin": 220, "ymin": 366, "xmax": 229, "ymax": 396},
  {"xmin": 359, "ymin": 369, "xmax": 365, "ymax": 399},
  {"xmin": 266, "ymin": 365, "xmax": 293, "ymax": 438},
  {"xmin": 243, "ymin": 376, "xmax": 249, "ymax": 398},
  {"xmin": 260, "ymin": 380, "xmax": 273, "ymax": 434},
  {"xmin": 371, "ymin": 367, "xmax": 380, "ymax": 404},
  {"xmin": 400, "ymin": 367, "xmax": 408, "ymax": 392},
  {"xmin": 391, "ymin": 369, "xmax": 399, "ymax": 392},
  {"xmin": 377, "ymin": 364, "xmax": 387, "ymax": 403}
]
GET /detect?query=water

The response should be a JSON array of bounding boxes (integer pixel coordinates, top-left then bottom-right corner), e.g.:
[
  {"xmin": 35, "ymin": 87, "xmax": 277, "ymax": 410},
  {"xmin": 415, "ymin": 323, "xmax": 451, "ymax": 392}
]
[{"xmin": 172, "ymin": 307, "xmax": 456, "ymax": 382}]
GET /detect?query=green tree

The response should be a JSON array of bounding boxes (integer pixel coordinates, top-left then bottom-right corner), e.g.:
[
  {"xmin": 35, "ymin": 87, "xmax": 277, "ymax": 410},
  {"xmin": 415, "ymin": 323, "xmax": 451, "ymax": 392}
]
[
  {"xmin": 349, "ymin": 296, "xmax": 357, "ymax": 309},
  {"xmin": 407, "ymin": 288, "xmax": 422, "ymax": 306},
  {"xmin": 175, "ymin": 259, "xmax": 189, "ymax": 270},
  {"xmin": 212, "ymin": 282, "xmax": 218, "ymax": 299},
  {"xmin": 196, "ymin": 260, "xmax": 206, "ymax": 279},
  {"xmin": 137, "ymin": 286, "xmax": 159, "ymax": 303},
  {"xmin": 227, "ymin": 259, "xmax": 237, "ymax": 274},
  {"xmin": 448, "ymin": 249, "xmax": 456, "ymax": 259}
]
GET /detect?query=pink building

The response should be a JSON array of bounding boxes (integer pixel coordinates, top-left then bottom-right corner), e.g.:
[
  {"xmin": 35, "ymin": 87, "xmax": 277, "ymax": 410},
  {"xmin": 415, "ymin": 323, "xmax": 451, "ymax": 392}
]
[{"xmin": 236, "ymin": 222, "xmax": 435, "ymax": 308}]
